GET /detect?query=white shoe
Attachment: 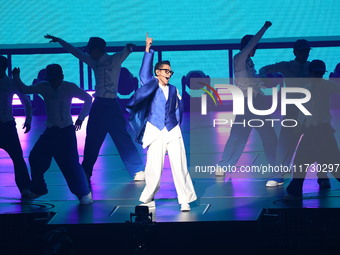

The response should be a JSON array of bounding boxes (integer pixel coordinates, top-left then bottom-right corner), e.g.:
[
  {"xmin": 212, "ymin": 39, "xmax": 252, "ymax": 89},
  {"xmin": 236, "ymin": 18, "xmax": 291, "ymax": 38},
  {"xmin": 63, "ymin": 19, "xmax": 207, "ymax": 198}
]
[
  {"xmin": 79, "ymin": 192, "xmax": 93, "ymax": 205},
  {"xmin": 266, "ymin": 180, "xmax": 284, "ymax": 187},
  {"xmin": 134, "ymin": 171, "xmax": 145, "ymax": 181},
  {"xmin": 181, "ymin": 203, "xmax": 190, "ymax": 212},
  {"xmin": 140, "ymin": 200, "xmax": 156, "ymax": 209},
  {"xmin": 215, "ymin": 169, "xmax": 225, "ymax": 177}
]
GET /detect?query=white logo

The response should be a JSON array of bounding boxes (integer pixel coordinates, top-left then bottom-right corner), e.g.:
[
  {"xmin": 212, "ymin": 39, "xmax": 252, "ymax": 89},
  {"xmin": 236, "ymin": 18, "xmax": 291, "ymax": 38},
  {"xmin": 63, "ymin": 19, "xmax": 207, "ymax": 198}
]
[{"xmin": 201, "ymin": 84, "xmax": 311, "ymax": 116}]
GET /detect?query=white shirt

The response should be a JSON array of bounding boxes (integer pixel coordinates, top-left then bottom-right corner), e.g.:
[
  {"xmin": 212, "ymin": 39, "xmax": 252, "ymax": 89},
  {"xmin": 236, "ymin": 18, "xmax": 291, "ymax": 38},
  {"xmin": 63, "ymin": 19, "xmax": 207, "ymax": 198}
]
[
  {"xmin": 142, "ymin": 84, "xmax": 182, "ymax": 148},
  {"xmin": 0, "ymin": 75, "xmax": 32, "ymax": 123},
  {"xmin": 259, "ymin": 60, "xmax": 310, "ymax": 99},
  {"xmin": 59, "ymin": 39, "xmax": 131, "ymax": 99},
  {"xmin": 259, "ymin": 60, "xmax": 310, "ymax": 80},
  {"xmin": 159, "ymin": 83, "xmax": 169, "ymax": 100},
  {"xmin": 15, "ymin": 79, "xmax": 92, "ymax": 128},
  {"xmin": 233, "ymin": 25, "xmax": 268, "ymax": 97}
]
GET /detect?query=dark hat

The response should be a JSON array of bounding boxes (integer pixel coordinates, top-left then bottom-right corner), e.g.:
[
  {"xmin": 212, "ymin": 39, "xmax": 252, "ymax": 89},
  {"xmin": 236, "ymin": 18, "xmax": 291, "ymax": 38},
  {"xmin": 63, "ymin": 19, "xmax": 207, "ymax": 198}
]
[
  {"xmin": 309, "ymin": 59, "xmax": 327, "ymax": 72},
  {"xmin": 86, "ymin": 37, "xmax": 106, "ymax": 51},
  {"xmin": 294, "ymin": 39, "xmax": 311, "ymax": 50}
]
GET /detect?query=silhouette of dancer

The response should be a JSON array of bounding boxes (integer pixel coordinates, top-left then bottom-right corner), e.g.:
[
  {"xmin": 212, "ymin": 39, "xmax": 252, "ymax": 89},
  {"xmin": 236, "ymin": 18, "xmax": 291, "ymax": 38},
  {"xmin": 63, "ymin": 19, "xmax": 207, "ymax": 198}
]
[
  {"xmin": 217, "ymin": 21, "xmax": 277, "ymax": 177},
  {"xmin": 44, "ymin": 34, "xmax": 145, "ymax": 181},
  {"xmin": 285, "ymin": 60, "xmax": 340, "ymax": 198},
  {"xmin": 0, "ymin": 55, "xmax": 32, "ymax": 197},
  {"xmin": 13, "ymin": 64, "xmax": 93, "ymax": 204},
  {"xmin": 259, "ymin": 39, "xmax": 329, "ymax": 188}
]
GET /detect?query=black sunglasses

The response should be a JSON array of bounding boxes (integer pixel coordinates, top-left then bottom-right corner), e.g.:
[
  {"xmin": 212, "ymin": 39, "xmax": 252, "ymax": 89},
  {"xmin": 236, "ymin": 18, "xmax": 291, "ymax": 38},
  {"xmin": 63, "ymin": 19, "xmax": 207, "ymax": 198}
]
[{"xmin": 158, "ymin": 69, "xmax": 174, "ymax": 75}]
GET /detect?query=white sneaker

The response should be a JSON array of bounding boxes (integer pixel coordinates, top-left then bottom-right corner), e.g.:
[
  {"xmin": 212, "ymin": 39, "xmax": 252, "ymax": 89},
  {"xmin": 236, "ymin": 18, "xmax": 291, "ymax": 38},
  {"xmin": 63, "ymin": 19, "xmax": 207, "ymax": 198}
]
[
  {"xmin": 79, "ymin": 192, "xmax": 93, "ymax": 205},
  {"xmin": 215, "ymin": 169, "xmax": 225, "ymax": 177},
  {"xmin": 140, "ymin": 200, "xmax": 156, "ymax": 209},
  {"xmin": 134, "ymin": 171, "xmax": 145, "ymax": 181},
  {"xmin": 181, "ymin": 203, "xmax": 190, "ymax": 212},
  {"xmin": 266, "ymin": 180, "xmax": 284, "ymax": 187}
]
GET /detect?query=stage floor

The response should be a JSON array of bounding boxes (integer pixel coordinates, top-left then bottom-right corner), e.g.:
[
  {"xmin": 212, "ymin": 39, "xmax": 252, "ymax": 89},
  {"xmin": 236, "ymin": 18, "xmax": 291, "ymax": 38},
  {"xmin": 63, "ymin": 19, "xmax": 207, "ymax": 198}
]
[{"xmin": 1, "ymin": 112, "xmax": 340, "ymax": 225}]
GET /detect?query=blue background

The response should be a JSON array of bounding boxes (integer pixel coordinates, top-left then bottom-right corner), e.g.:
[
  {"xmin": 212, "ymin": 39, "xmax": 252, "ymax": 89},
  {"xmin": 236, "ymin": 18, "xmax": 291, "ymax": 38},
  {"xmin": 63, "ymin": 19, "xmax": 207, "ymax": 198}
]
[{"xmin": 2, "ymin": 0, "xmax": 340, "ymax": 93}]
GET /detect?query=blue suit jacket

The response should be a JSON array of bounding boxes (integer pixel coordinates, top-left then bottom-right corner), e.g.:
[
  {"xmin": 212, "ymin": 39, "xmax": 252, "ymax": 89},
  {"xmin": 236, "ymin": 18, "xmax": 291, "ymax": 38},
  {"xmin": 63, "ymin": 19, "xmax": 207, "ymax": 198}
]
[{"xmin": 126, "ymin": 50, "xmax": 183, "ymax": 144}]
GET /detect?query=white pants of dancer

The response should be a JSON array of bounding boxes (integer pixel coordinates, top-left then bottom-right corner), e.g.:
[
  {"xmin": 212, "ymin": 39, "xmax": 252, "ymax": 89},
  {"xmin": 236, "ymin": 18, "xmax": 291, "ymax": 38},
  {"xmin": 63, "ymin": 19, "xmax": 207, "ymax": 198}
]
[{"xmin": 139, "ymin": 128, "xmax": 197, "ymax": 205}]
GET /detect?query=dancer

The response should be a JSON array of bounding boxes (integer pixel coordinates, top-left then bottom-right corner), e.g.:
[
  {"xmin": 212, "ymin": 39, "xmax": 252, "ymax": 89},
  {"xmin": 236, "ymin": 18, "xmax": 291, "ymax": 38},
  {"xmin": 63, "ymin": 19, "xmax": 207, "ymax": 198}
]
[
  {"xmin": 216, "ymin": 21, "xmax": 277, "ymax": 176},
  {"xmin": 127, "ymin": 34, "xmax": 197, "ymax": 211},
  {"xmin": 44, "ymin": 34, "xmax": 145, "ymax": 181},
  {"xmin": 329, "ymin": 63, "xmax": 340, "ymax": 79},
  {"xmin": 12, "ymin": 64, "xmax": 93, "ymax": 204},
  {"xmin": 285, "ymin": 60, "xmax": 340, "ymax": 199},
  {"xmin": 259, "ymin": 39, "xmax": 330, "ymax": 188},
  {"xmin": 0, "ymin": 55, "xmax": 32, "ymax": 197}
]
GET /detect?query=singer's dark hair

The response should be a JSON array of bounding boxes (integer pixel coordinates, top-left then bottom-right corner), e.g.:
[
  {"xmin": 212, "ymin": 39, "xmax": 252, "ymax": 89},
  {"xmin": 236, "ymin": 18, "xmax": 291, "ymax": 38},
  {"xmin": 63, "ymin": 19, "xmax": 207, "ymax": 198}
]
[{"xmin": 154, "ymin": 60, "xmax": 171, "ymax": 75}]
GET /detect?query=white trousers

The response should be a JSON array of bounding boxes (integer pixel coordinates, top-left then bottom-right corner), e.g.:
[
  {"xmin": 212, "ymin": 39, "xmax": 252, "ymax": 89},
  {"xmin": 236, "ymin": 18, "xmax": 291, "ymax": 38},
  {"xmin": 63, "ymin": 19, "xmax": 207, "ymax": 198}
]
[{"xmin": 139, "ymin": 129, "xmax": 197, "ymax": 205}]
